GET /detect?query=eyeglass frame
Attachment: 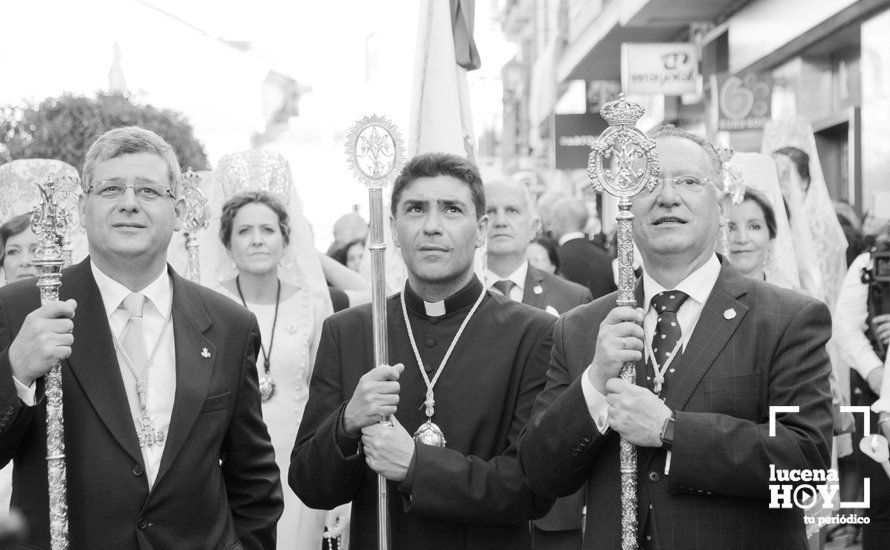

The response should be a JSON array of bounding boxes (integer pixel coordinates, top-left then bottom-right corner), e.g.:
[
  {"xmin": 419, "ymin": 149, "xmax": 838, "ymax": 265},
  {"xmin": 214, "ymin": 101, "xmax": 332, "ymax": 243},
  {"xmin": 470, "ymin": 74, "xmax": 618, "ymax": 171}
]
[
  {"xmin": 643, "ymin": 175, "xmax": 715, "ymax": 195},
  {"xmin": 85, "ymin": 179, "xmax": 177, "ymax": 202}
]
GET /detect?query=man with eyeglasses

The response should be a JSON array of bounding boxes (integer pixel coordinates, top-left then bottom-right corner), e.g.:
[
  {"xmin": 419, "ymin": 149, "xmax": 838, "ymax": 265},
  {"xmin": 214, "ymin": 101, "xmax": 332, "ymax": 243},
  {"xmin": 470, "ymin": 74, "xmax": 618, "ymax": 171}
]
[
  {"xmin": 0, "ymin": 126, "xmax": 282, "ymax": 549},
  {"xmin": 519, "ymin": 125, "xmax": 834, "ymax": 549}
]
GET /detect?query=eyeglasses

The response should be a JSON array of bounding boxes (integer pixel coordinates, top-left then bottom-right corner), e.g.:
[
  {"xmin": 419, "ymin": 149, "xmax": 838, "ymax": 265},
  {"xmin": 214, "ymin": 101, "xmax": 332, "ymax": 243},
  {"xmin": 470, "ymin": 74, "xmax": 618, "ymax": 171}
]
[
  {"xmin": 86, "ymin": 181, "xmax": 175, "ymax": 202},
  {"xmin": 644, "ymin": 175, "xmax": 712, "ymax": 195}
]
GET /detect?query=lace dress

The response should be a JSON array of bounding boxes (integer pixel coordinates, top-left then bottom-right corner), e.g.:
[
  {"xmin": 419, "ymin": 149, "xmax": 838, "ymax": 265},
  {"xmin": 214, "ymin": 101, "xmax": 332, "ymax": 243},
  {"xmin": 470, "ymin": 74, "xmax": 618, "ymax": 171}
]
[{"xmin": 218, "ymin": 285, "xmax": 328, "ymax": 549}]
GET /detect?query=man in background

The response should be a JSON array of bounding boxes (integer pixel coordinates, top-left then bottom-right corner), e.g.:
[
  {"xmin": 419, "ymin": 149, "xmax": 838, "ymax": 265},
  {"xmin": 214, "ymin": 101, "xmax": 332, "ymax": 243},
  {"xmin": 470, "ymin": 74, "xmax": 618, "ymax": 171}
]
[
  {"xmin": 485, "ymin": 178, "xmax": 590, "ymax": 549},
  {"xmin": 550, "ymin": 197, "xmax": 616, "ymax": 300}
]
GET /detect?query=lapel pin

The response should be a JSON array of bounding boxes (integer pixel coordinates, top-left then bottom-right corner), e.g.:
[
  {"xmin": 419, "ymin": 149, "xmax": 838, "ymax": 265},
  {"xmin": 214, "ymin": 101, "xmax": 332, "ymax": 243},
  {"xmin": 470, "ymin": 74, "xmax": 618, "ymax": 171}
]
[
  {"xmin": 724, "ymin": 308, "xmax": 736, "ymax": 320},
  {"xmin": 201, "ymin": 347, "xmax": 211, "ymax": 358},
  {"xmin": 533, "ymin": 285, "xmax": 543, "ymax": 295}
]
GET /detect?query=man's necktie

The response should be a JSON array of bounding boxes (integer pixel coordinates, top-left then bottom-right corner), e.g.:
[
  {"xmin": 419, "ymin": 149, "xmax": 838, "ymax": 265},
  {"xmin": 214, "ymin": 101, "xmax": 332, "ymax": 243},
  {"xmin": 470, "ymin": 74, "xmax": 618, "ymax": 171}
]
[
  {"xmin": 647, "ymin": 290, "xmax": 689, "ymax": 394},
  {"xmin": 121, "ymin": 293, "xmax": 148, "ymax": 373},
  {"xmin": 492, "ymin": 279, "xmax": 516, "ymax": 299}
]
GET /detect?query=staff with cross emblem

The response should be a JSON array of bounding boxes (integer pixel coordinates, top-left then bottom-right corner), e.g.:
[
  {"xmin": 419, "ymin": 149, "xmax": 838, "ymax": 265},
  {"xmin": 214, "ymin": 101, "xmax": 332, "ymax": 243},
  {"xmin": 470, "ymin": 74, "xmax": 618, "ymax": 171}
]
[{"xmin": 520, "ymin": 105, "xmax": 835, "ymax": 549}]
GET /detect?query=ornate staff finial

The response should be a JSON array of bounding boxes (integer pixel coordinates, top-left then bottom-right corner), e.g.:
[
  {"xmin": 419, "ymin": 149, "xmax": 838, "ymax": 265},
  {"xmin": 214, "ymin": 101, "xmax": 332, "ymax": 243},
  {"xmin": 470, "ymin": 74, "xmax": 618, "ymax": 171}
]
[
  {"xmin": 31, "ymin": 176, "xmax": 68, "ymax": 300},
  {"xmin": 30, "ymin": 175, "xmax": 70, "ymax": 549},
  {"xmin": 180, "ymin": 170, "xmax": 210, "ymax": 283},
  {"xmin": 589, "ymin": 94, "xmax": 659, "ymax": 199},
  {"xmin": 345, "ymin": 115, "xmax": 406, "ymax": 189},
  {"xmin": 587, "ymin": 94, "xmax": 659, "ymax": 550}
]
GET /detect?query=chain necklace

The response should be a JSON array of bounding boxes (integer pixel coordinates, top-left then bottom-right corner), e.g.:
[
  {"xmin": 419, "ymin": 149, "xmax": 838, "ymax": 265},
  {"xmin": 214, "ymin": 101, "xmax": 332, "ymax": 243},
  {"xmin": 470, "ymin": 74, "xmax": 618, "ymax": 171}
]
[
  {"xmin": 400, "ymin": 285, "xmax": 487, "ymax": 447},
  {"xmin": 110, "ymin": 290, "xmax": 173, "ymax": 450},
  {"xmin": 646, "ymin": 338, "xmax": 683, "ymax": 395},
  {"xmin": 236, "ymin": 276, "xmax": 281, "ymax": 402}
]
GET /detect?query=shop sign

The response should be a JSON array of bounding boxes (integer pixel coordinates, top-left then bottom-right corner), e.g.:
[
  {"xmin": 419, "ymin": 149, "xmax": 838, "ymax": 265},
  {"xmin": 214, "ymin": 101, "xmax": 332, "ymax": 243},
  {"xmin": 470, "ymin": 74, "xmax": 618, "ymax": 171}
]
[
  {"xmin": 717, "ymin": 72, "xmax": 772, "ymax": 131},
  {"xmin": 554, "ymin": 113, "xmax": 608, "ymax": 171},
  {"xmin": 621, "ymin": 43, "xmax": 699, "ymax": 95}
]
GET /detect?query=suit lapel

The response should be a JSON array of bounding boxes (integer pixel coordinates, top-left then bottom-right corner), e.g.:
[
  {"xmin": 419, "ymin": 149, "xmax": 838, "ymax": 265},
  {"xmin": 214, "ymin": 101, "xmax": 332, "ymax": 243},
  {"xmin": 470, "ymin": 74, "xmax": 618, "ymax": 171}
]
[
  {"xmin": 522, "ymin": 265, "xmax": 547, "ymax": 308},
  {"xmin": 154, "ymin": 270, "xmax": 216, "ymax": 487},
  {"xmin": 63, "ymin": 260, "xmax": 144, "ymax": 465},
  {"xmin": 663, "ymin": 265, "xmax": 750, "ymax": 411}
]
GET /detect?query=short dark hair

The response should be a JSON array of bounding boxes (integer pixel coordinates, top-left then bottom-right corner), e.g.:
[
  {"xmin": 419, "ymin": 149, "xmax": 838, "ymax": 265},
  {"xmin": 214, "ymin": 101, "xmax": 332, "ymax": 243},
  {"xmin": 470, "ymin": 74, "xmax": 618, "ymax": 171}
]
[
  {"xmin": 219, "ymin": 191, "xmax": 291, "ymax": 249},
  {"xmin": 0, "ymin": 212, "xmax": 33, "ymax": 267},
  {"xmin": 532, "ymin": 236, "xmax": 561, "ymax": 274},
  {"xmin": 739, "ymin": 188, "xmax": 777, "ymax": 240},
  {"xmin": 390, "ymin": 153, "xmax": 485, "ymax": 219},
  {"xmin": 773, "ymin": 146, "xmax": 810, "ymax": 183}
]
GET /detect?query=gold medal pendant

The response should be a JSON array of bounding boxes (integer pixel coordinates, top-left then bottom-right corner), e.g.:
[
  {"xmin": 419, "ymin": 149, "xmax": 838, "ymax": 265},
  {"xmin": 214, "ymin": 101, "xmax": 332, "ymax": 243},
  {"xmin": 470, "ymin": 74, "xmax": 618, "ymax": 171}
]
[
  {"xmin": 259, "ymin": 374, "xmax": 277, "ymax": 402},
  {"xmin": 413, "ymin": 420, "xmax": 446, "ymax": 447}
]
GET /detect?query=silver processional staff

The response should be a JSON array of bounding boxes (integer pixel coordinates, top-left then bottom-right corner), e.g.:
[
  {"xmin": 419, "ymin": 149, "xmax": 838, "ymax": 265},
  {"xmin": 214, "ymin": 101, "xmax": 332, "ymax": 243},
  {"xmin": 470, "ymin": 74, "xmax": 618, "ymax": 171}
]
[
  {"xmin": 588, "ymin": 95, "xmax": 659, "ymax": 550},
  {"xmin": 345, "ymin": 114, "xmax": 406, "ymax": 550},
  {"xmin": 31, "ymin": 176, "xmax": 73, "ymax": 550}
]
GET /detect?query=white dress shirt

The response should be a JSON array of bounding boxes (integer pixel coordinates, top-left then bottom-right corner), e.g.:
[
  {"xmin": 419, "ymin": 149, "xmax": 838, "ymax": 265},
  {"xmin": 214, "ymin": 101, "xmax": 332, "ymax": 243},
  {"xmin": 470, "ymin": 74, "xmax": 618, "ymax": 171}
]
[
  {"xmin": 833, "ymin": 252, "xmax": 889, "ymax": 412},
  {"xmin": 580, "ymin": 255, "xmax": 721, "ymax": 470},
  {"xmin": 92, "ymin": 262, "xmax": 176, "ymax": 488},
  {"xmin": 485, "ymin": 261, "xmax": 528, "ymax": 302}
]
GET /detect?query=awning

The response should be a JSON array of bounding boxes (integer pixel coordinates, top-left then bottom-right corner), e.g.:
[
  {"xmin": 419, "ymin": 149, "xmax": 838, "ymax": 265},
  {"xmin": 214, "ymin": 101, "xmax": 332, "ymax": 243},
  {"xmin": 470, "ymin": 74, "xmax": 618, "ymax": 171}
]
[{"xmin": 558, "ymin": 0, "xmax": 750, "ymax": 82}]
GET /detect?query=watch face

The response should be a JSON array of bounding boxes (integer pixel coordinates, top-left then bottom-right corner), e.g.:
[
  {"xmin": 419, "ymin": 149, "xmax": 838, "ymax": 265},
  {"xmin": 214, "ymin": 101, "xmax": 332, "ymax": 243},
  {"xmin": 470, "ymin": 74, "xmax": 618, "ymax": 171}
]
[{"xmin": 661, "ymin": 416, "xmax": 675, "ymax": 448}]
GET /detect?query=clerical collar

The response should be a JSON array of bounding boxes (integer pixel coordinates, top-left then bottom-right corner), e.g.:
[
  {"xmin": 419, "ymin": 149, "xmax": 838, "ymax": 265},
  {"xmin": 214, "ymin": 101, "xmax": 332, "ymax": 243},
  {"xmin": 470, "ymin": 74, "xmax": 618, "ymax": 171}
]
[{"xmin": 403, "ymin": 276, "xmax": 484, "ymax": 318}]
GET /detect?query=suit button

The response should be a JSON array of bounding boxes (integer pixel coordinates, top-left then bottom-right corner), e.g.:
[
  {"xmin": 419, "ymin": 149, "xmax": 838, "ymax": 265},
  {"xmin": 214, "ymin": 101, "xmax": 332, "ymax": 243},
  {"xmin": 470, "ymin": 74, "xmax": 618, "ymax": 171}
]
[
  {"xmin": 132, "ymin": 464, "xmax": 144, "ymax": 477},
  {"xmin": 425, "ymin": 338, "xmax": 436, "ymax": 348},
  {"xmin": 137, "ymin": 517, "xmax": 148, "ymax": 530},
  {"xmin": 648, "ymin": 471, "xmax": 661, "ymax": 483}
]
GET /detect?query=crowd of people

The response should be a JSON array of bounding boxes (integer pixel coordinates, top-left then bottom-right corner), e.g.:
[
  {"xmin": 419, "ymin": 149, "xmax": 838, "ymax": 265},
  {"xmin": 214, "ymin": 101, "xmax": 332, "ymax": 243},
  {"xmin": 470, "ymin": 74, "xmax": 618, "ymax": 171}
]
[{"xmin": 0, "ymin": 118, "xmax": 886, "ymax": 550}]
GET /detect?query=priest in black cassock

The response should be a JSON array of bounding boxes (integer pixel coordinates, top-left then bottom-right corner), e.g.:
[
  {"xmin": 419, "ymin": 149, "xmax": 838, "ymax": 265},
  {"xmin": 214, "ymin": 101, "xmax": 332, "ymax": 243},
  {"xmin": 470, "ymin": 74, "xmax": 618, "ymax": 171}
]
[{"xmin": 290, "ymin": 152, "xmax": 555, "ymax": 549}]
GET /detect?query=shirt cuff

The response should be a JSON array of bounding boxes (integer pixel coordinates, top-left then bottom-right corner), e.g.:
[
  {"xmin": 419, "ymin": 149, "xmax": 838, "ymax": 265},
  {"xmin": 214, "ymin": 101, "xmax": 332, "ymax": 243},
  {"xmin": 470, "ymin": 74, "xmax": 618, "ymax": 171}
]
[
  {"xmin": 581, "ymin": 366, "xmax": 609, "ymax": 434},
  {"xmin": 13, "ymin": 375, "xmax": 36, "ymax": 407},
  {"xmin": 335, "ymin": 408, "xmax": 362, "ymax": 457}
]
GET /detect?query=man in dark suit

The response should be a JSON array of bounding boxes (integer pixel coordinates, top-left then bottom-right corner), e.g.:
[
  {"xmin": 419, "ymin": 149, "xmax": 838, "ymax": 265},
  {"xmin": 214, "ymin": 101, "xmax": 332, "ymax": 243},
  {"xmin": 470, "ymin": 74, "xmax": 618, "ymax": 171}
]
[
  {"xmin": 550, "ymin": 198, "xmax": 616, "ymax": 300},
  {"xmin": 0, "ymin": 127, "xmax": 282, "ymax": 549},
  {"xmin": 519, "ymin": 125, "xmax": 834, "ymax": 549},
  {"xmin": 291, "ymin": 153, "xmax": 554, "ymax": 549},
  {"xmin": 485, "ymin": 179, "xmax": 590, "ymax": 549}
]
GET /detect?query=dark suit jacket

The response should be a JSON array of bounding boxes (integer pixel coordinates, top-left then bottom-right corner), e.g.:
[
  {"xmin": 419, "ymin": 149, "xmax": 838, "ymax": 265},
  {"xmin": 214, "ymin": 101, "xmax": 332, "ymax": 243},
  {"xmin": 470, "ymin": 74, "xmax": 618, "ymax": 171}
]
[
  {"xmin": 290, "ymin": 282, "xmax": 554, "ymax": 549},
  {"xmin": 520, "ymin": 264, "xmax": 590, "ymax": 537},
  {"xmin": 557, "ymin": 238, "xmax": 616, "ymax": 300},
  {"xmin": 522, "ymin": 264, "xmax": 592, "ymax": 317},
  {"xmin": 520, "ymin": 262, "xmax": 834, "ymax": 549},
  {"xmin": 0, "ymin": 260, "xmax": 282, "ymax": 550}
]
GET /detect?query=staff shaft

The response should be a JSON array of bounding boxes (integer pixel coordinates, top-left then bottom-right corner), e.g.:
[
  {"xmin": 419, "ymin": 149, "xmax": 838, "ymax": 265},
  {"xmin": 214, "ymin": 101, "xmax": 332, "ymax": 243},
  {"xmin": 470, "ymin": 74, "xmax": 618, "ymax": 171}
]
[
  {"xmin": 36, "ymin": 260, "xmax": 69, "ymax": 550},
  {"xmin": 615, "ymin": 199, "xmax": 638, "ymax": 550},
  {"xmin": 368, "ymin": 186, "xmax": 392, "ymax": 550}
]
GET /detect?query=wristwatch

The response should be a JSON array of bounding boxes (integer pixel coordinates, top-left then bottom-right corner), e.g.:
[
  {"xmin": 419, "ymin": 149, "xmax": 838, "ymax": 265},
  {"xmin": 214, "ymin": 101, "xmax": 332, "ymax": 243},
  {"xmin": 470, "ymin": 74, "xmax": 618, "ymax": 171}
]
[{"xmin": 660, "ymin": 411, "xmax": 676, "ymax": 450}]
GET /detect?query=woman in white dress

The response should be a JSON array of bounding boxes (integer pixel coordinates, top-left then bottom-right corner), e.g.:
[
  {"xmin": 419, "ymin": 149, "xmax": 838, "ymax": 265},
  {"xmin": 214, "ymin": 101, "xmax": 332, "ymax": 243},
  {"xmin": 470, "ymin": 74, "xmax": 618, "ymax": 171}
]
[{"xmin": 208, "ymin": 149, "xmax": 342, "ymax": 549}]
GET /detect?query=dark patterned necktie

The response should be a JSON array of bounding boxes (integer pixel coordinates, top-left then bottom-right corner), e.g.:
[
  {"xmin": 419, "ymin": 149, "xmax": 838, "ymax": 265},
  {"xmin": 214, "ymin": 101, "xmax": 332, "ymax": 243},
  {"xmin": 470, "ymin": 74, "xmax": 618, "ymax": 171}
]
[
  {"xmin": 492, "ymin": 279, "xmax": 516, "ymax": 299},
  {"xmin": 647, "ymin": 290, "xmax": 689, "ymax": 394}
]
